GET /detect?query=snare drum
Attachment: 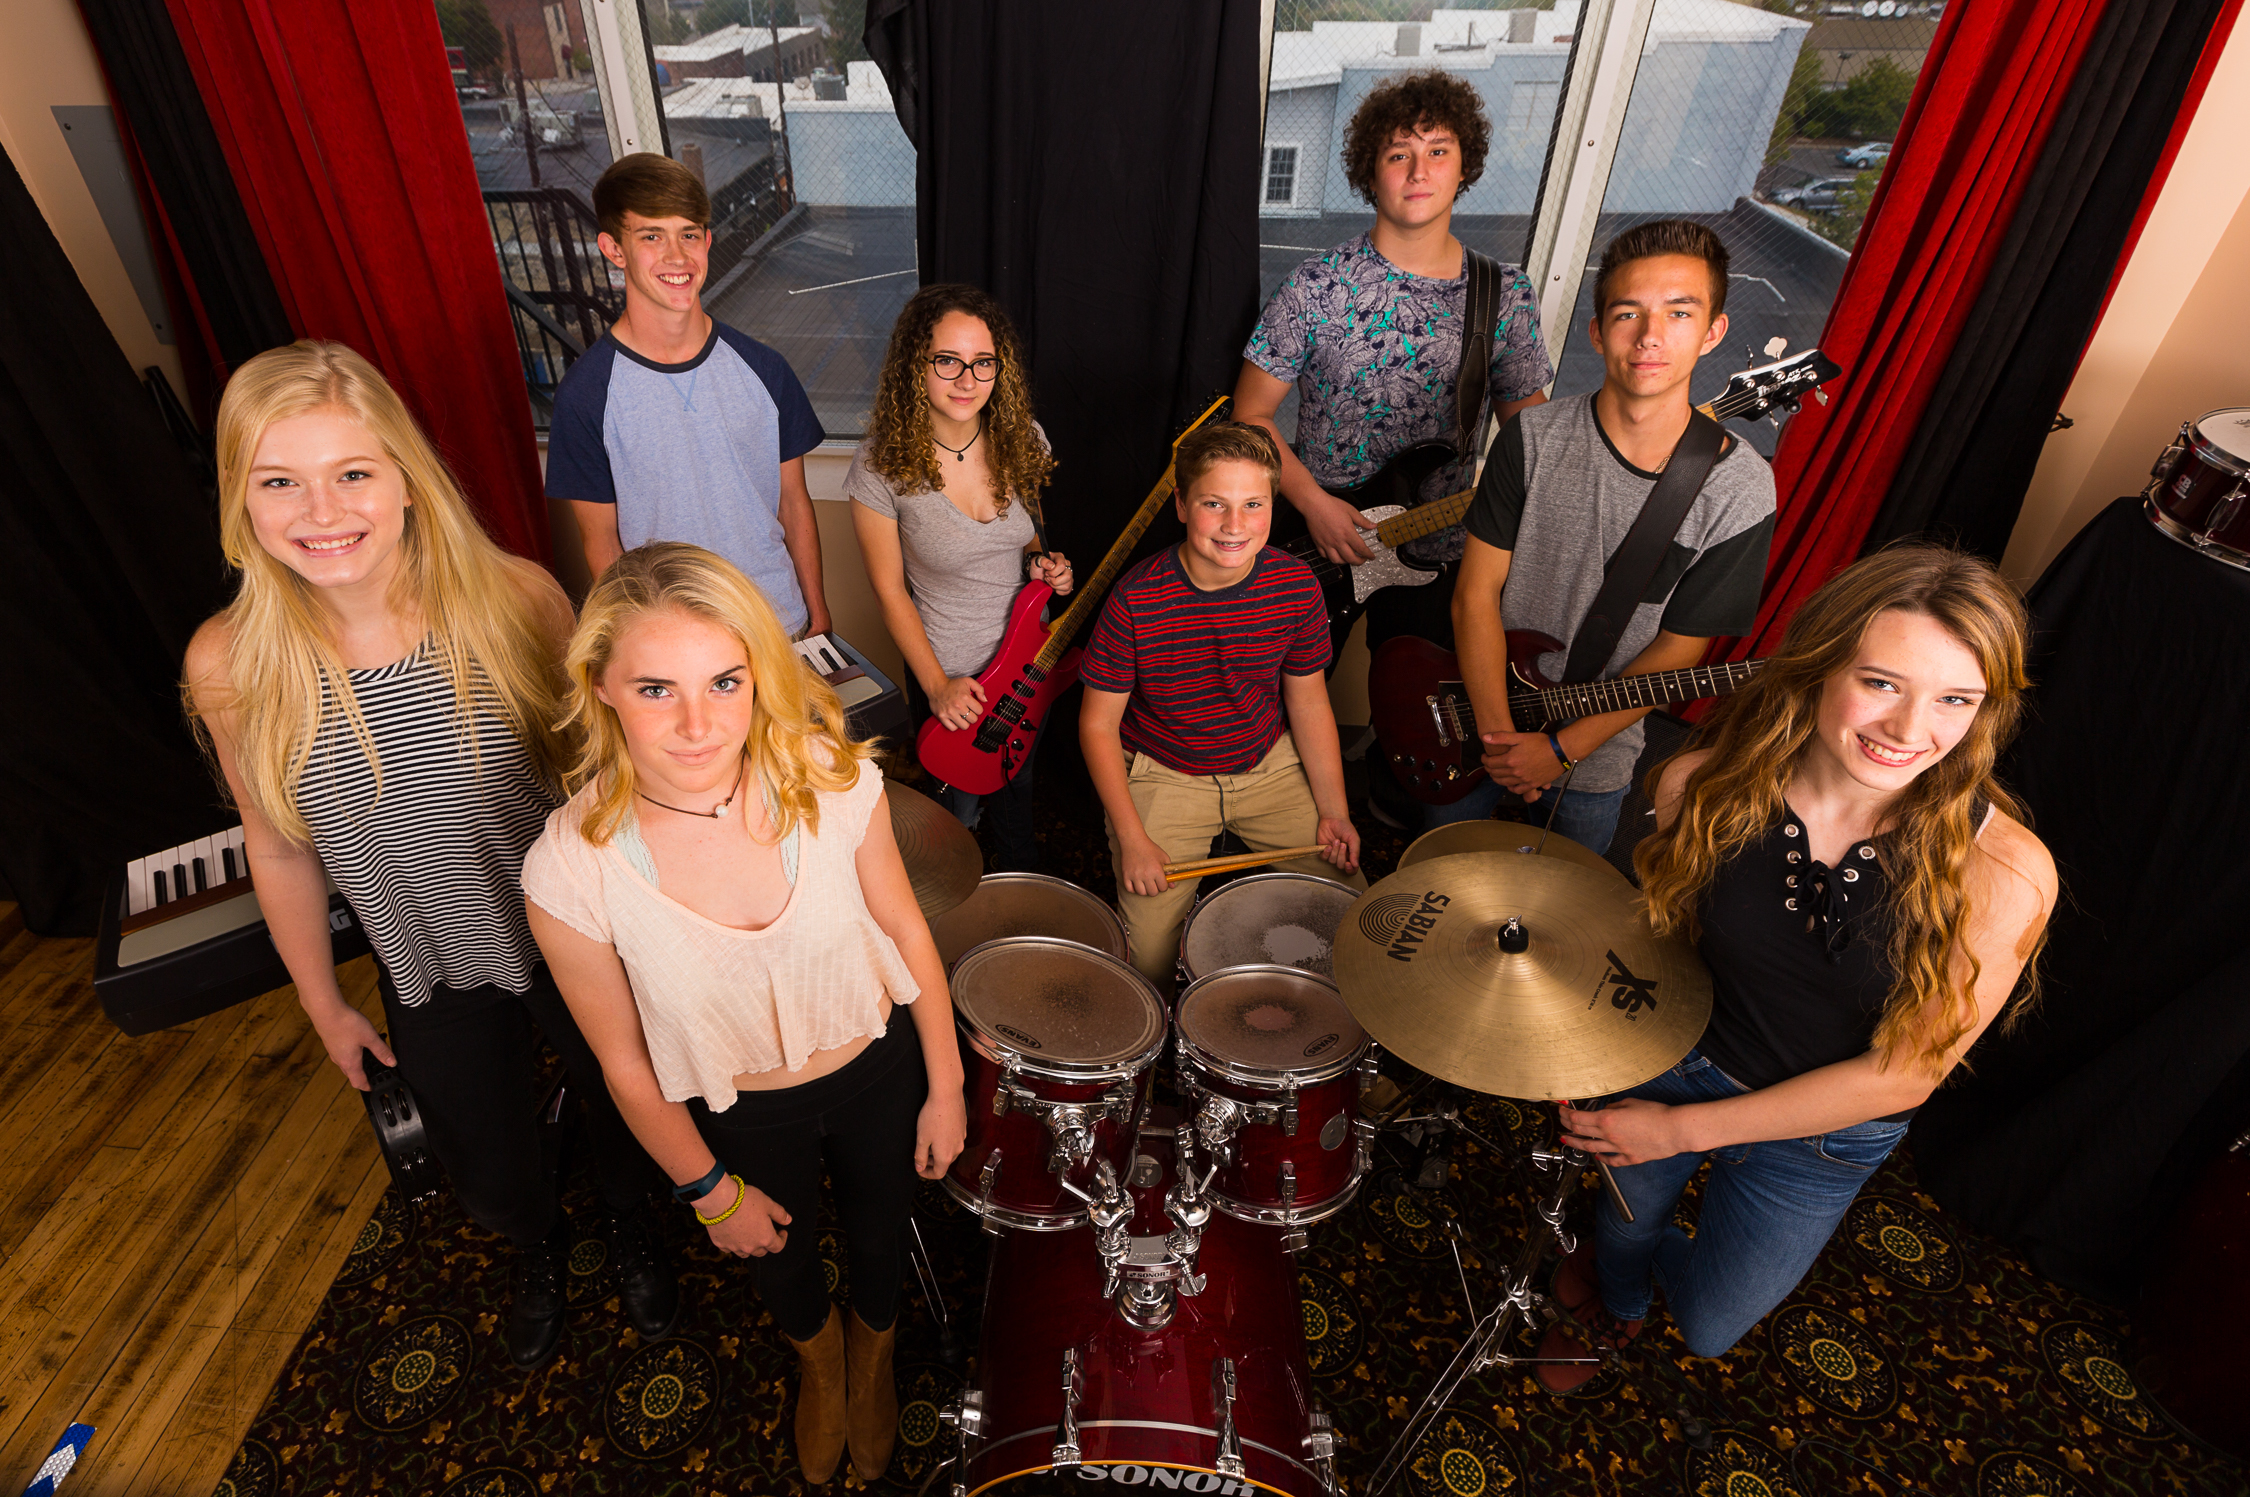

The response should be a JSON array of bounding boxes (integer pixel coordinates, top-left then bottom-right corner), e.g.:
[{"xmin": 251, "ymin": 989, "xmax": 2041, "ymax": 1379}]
[
  {"xmin": 947, "ymin": 938, "xmax": 1167, "ymax": 1231},
  {"xmin": 1178, "ymin": 871, "xmax": 1359, "ymax": 988},
  {"xmin": 927, "ymin": 873, "xmax": 1129, "ymax": 968},
  {"xmin": 1176, "ymin": 967, "xmax": 1373, "ymax": 1236},
  {"xmin": 2145, "ymin": 408, "xmax": 2250, "ymax": 569},
  {"xmin": 952, "ymin": 1137, "xmax": 1339, "ymax": 1497}
]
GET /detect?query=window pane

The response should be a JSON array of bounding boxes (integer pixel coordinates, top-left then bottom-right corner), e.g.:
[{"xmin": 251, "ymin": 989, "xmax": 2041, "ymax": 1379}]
[
  {"xmin": 1257, "ymin": 6, "xmax": 1576, "ymax": 442},
  {"xmin": 1546, "ymin": 0, "xmax": 1939, "ymax": 458}
]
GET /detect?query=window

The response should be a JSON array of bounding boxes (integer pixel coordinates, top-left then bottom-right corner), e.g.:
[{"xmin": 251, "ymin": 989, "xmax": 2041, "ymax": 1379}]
[
  {"xmin": 1506, "ymin": 79, "xmax": 1558, "ymax": 134},
  {"xmin": 1265, "ymin": 144, "xmax": 1300, "ymax": 206}
]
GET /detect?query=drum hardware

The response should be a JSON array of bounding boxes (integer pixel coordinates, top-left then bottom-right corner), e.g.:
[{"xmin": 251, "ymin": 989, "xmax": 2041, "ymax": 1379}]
[
  {"xmin": 904, "ymin": 1215, "xmax": 963, "ymax": 1367},
  {"xmin": 974, "ymin": 1151, "xmax": 1005, "ymax": 1237},
  {"xmin": 1064, "ymin": 1132, "xmax": 1218, "ymax": 1331},
  {"xmin": 1053, "ymin": 1347, "xmax": 1084, "ymax": 1469},
  {"xmin": 1211, "ymin": 1358, "xmax": 1246, "ymax": 1478},
  {"xmin": 1307, "ymin": 1409, "xmax": 1342, "ymax": 1494}
]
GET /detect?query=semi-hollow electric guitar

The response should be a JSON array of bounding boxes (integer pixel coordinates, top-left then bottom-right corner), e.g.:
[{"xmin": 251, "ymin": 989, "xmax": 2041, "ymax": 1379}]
[
  {"xmin": 1282, "ymin": 345, "xmax": 1843, "ymax": 640},
  {"xmin": 915, "ymin": 396, "xmax": 1234, "ymax": 795},
  {"xmin": 1370, "ymin": 633, "xmax": 1767, "ymax": 805}
]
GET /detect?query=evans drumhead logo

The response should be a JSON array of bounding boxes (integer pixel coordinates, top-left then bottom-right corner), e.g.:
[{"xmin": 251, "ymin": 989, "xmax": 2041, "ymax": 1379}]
[
  {"xmin": 1357, "ymin": 890, "xmax": 1451, "ymax": 963},
  {"xmin": 1063, "ymin": 1465, "xmax": 1259, "ymax": 1493},
  {"xmin": 1303, "ymin": 1032, "xmax": 1341, "ymax": 1058},
  {"xmin": 993, "ymin": 1024, "xmax": 1044, "ymax": 1050}
]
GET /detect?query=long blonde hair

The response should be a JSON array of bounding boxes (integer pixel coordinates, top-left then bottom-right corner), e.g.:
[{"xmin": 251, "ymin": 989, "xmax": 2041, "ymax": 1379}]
[
  {"xmin": 1635, "ymin": 546, "xmax": 2041, "ymax": 1078},
  {"xmin": 561, "ymin": 542, "xmax": 870, "ymax": 845},
  {"xmin": 192, "ymin": 340, "xmax": 567, "ymax": 843}
]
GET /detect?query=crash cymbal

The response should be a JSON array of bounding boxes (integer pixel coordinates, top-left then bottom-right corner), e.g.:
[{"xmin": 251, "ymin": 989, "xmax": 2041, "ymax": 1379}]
[
  {"xmin": 1333, "ymin": 852, "xmax": 1709, "ymax": 1101},
  {"xmin": 1399, "ymin": 819, "xmax": 1624, "ymax": 882},
  {"xmin": 888, "ymin": 782, "xmax": 984, "ymax": 921}
]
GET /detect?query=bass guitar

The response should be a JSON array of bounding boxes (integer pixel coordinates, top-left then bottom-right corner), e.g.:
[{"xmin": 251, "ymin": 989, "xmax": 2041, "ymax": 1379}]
[
  {"xmin": 1369, "ymin": 633, "xmax": 1766, "ymax": 805},
  {"xmin": 1280, "ymin": 344, "xmax": 1843, "ymax": 641},
  {"xmin": 916, "ymin": 396, "xmax": 1234, "ymax": 795}
]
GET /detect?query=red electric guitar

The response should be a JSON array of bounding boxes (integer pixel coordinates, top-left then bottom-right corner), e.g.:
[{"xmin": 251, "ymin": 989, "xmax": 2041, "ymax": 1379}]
[
  {"xmin": 916, "ymin": 396, "xmax": 1233, "ymax": 795},
  {"xmin": 1369, "ymin": 633, "xmax": 1766, "ymax": 805}
]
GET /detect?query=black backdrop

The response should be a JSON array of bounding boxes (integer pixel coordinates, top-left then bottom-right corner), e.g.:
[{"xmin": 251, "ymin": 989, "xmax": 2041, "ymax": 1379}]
[
  {"xmin": 1859, "ymin": 0, "xmax": 2232, "ymax": 561},
  {"xmin": 1911, "ymin": 499, "xmax": 2250, "ymax": 1300},
  {"xmin": 866, "ymin": 0, "xmax": 1264, "ymax": 578},
  {"xmin": 0, "ymin": 151, "xmax": 234, "ymax": 935}
]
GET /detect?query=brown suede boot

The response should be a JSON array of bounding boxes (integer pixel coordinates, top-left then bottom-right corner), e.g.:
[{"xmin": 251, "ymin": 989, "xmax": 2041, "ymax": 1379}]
[
  {"xmin": 784, "ymin": 1304, "xmax": 848, "ymax": 1483},
  {"xmin": 844, "ymin": 1309, "xmax": 899, "ymax": 1481}
]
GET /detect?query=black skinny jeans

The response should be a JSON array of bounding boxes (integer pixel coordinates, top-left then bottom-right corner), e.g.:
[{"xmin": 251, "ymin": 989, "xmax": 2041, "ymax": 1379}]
[
  {"xmin": 686, "ymin": 1008, "xmax": 928, "ymax": 1340},
  {"xmin": 380, "ymin": 963, "xmax": 656, "ymax": 1248}
]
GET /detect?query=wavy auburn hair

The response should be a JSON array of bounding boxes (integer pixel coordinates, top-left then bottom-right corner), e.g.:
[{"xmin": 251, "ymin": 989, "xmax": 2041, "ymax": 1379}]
[
  {"xmin": 561, "ymin": 542, "xmax": 871, "ymax": 846},
  {"xmin": 865, "ymin": 283, "xmax": 1054, "ymax": 516},
  {"xmin": 193, "ymin": 340, "xmax": 568, "ymax": 843},
  {"xmin": 1634, "ymin": 546, "xmax": 2041, "ymax": 1079}
]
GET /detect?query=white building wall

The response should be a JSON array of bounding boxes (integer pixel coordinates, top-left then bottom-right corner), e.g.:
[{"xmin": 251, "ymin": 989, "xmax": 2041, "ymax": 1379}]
[
  {"xmin": 1259, "ymin": 83, "xmax": 1338, "ymax": 218},
  {"xmin": 786, "ymin": 103, "xmax": 916, "ymax": 208}
]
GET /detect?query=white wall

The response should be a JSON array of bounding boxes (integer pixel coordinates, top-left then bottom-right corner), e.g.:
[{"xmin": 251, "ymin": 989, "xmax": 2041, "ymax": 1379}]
[{"xmin": 790, "ymin": 105, "xmax": 916, "ymax": 209}]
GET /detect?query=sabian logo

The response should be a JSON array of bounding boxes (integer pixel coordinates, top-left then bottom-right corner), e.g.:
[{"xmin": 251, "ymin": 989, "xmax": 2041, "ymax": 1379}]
[
  {"xmin": 1588, "ymin": 950, "xmax": 1660, "ymax": 1018},
  {"xmin": 1357, "ymin": 890, "xmax": 1451, "ymax": 963},
  {"xmin": 1303, "ymin": 1032, "xmax": 1340, "ymax": 1058},
  {"xmin": 994, "ymin": 1024, "xmax": 1044, "ymax": 1050}
]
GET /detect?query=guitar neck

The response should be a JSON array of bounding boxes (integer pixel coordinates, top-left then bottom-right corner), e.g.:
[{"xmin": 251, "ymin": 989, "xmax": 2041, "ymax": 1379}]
[
  {"xmin": 1374, "ymin": 485, "xmax": 1475, "ymax": 547},
  {"xmin": 1516, "ymin": 658, "xmax": 1765, "ymax": 723}
]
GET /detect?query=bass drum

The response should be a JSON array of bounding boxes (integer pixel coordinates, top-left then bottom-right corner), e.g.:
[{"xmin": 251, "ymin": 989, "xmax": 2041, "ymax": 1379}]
[
  {"xmin": 928, "ymin": 873, "xmax": 1130, "ymax": 969},
  {"xmin": 2145, "ymin": 407, "xmax": 2250, "ymax": 569},
  {"xmin": 955, "ymin": 1138, "xmax": 1340, "ymax": 1497}
]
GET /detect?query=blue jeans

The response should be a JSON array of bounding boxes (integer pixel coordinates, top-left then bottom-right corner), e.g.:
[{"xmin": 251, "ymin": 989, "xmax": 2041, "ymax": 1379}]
[
  {"xmin": 1424, "ymin": 779, "xmax": 1629, "ymax": 857},
  {"xmin": 1594, "ymin": 1049, "xmax": 1908, "ymax": 1357}
]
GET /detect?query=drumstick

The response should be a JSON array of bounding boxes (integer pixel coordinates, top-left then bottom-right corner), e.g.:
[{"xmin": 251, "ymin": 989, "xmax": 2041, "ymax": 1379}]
[{"xmin": 1162, "ymin": 844, "xmax": 1326, "ymax": 883}]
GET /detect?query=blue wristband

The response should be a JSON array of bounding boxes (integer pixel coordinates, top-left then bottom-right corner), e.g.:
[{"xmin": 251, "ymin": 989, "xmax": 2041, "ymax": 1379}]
[
  {"xmin": 1546, "ymin": 732, "xmax": 1575, "ymax": 771},
  {"xmin": 672, "ymin": 1161, "xmax": 728, "ymax": 1204}
]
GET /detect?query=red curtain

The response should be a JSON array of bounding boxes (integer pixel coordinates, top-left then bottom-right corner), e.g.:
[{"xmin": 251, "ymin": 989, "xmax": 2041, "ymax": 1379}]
[
  {"xmin": 1721, "ymin": 0, "xmax": 2109, "ymax": 662},
  {"xmin": 159, "ymin": 0, "xmax": 551, "ymax": 562}
]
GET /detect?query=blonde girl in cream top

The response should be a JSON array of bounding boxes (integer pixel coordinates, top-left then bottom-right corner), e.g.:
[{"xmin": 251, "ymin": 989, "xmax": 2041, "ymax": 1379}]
[{"xmin": 523, "ymin": 542, "xmax": 964, "ymax": 1486}]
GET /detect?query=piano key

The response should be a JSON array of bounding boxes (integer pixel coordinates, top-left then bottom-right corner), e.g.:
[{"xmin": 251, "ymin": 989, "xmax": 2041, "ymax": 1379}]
[
  {"xmin": 172, "ymin": 863, "xmax": 188, "ymax": 900},
  {"xmin": 155, "ymin": 868, "xmax": 170, "ymax": 905},
  {"xmin": 192, "ymin": 856, "xmax": 208, "ymax": 893},
  {"xmin": 127, "ymin": 856, "xmax": 149, "ymax": 916},
  {"xmin": 221, "ymin": 845, "xmax": 237, "ymax": 884}
]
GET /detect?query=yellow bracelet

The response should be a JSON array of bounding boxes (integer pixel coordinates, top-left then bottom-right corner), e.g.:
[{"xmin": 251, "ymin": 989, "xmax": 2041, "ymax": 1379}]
[{"xmin": 694, "ymin": 1174, "xmax": 748, "ymax": 1226}]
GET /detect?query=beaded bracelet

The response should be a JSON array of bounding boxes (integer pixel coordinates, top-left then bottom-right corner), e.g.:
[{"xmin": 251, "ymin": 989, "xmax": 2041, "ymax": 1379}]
[
  {"xmin": 695, "ymin": 1175, "xmax": 749, "ymax": 1227},
  {"xmin": 1546, "ymin": 732, "xmax": 1576, "ymax": 772},
  {"xmin": 672, "ymin": 1161, "xmax": 729, "ymax": 1204}
]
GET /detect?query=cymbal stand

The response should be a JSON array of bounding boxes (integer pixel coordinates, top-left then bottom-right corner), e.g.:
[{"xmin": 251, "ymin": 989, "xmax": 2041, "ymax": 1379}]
[{"xmin": 1363, "ymin": 1142, "xmax": 1611, "ymax": 1497}]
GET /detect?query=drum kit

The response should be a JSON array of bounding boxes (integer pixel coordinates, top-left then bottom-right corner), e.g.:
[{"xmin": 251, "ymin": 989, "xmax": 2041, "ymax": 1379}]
[{"xmin": 895, "ymin": 797, "xmax": 1714, "ymax": 1497}]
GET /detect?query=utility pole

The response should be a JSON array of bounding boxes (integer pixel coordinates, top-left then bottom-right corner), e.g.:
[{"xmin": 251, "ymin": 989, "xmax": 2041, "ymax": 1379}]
[
  {"xmin": 508, "ymin": 22, "xmax": 542, "ymax": 188},
  {"xmin": 767, "ymin": 9, "xmax": 792, "ymax": 195}
]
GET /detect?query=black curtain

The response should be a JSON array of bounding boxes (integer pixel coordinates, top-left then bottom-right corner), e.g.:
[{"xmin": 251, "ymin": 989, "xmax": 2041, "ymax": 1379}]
[
  {"xmin": 1859, "ymin": 0, "xmax": 2232, "ymax": 560},
  {"xmin": 76, "ymin": 0, "xmax": 294, "ymax": 394},
  {"xmin": 0, "ymin": 150, "xmax": 234, "ymax": 935},
  {"xmin": 866, "ymin": 0, "xmax": 1263, "ymax": 577},
  {"xmin": 1911, "ymin": 500, "xmax": 2250, "ymax": 1300}
]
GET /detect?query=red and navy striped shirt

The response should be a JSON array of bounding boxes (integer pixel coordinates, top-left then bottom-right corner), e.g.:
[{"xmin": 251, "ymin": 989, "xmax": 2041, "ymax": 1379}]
[{"xmin": 1080, "ymin": 546, "xmax": 1332, "ymax": 776}]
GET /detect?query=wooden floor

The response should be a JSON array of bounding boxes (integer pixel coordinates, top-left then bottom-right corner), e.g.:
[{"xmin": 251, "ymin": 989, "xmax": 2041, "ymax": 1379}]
[{"xmin": 0, "ymin": 902, "xmax": 389, "ymax": 1496}]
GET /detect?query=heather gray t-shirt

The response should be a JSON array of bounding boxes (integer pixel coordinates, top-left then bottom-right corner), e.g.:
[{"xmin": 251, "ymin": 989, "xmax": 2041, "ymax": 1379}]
[
  {"xmin": 1464, "ymin": 396, "xmax": 1776, "ymax": 792},
  {"xmin": 843, "ymin": 433, "xmax": 1044, "ymax": 679}
]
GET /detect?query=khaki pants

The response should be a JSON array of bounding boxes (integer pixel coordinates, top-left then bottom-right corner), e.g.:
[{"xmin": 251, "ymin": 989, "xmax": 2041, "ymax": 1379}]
[{"xmin": 1107, "ymin": 733, "xmax": 1366, "ymax": 985}]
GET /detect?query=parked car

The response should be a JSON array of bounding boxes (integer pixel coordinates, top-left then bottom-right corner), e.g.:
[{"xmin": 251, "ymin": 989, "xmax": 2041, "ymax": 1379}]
[
  {"xmin": 1771, "ymin": 177, "xmax": 1854, "ymax": 213},
  {"xmin": 1836, "ymin": 141, "xmax": 1892, "ymax": 168}
]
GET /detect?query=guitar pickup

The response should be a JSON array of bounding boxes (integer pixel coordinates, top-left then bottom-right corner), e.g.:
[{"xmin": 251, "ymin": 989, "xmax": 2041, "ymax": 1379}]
[
  {"xmin": 1011, "ymin": 679, "xmax": 1037, "ymax": 701},
  {"xmin": 993, "ymin": 696, "xmax": 1027, "ymax": 725}
]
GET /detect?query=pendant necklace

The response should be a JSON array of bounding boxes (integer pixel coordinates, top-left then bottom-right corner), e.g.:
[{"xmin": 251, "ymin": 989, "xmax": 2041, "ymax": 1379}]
[
  {"xmin": 639, "ymin": 759, "xmax": 746, "ymax": 819},
  {"xmin": 932, "ymin": 418, "xmax": 981, "ymax": 463}
]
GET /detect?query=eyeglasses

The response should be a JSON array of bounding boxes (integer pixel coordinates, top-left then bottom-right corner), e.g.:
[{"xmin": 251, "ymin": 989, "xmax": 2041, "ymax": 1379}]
[{"xmin": 928, "ymin": 354, "xmax": 1000, "ymax": 382}]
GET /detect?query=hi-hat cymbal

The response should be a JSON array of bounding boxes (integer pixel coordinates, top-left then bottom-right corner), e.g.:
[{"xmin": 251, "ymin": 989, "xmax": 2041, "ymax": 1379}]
[
  {"xmin": 888, "ymin": 782, "xmax": 983, "ymax": 921},
  {"xmin": 1399, "ymin": 819, "xmax": 1624, "ymax": 882},
  {"xmin": 1333, "ymin": 852, "xmax": 1709, "ymax": 1101}
]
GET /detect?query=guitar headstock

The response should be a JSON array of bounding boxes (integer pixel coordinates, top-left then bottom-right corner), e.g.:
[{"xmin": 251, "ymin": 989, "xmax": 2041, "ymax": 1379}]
[
  {"xmin": 1706, "ymin": 347, "xmax": 1843, "ymax": 425},
  {"xmin": 1173, "ymin": 393, "xmax": 1234, "ymax": 450}
]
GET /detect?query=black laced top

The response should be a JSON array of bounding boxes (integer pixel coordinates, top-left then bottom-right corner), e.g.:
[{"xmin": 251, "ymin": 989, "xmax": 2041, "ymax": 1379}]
[{"xmin": 1690, "ymin": 799, "xmax": 1981, "ymax": 1124}]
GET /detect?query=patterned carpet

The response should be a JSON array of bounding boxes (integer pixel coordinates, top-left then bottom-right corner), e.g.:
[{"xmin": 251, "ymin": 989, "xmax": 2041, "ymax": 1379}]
[{"xmin": 211, "ymin": 737, "xmax": 2250, "ymax": 1497}]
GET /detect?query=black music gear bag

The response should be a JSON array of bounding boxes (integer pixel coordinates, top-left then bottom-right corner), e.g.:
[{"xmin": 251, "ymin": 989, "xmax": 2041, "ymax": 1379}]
[{"xmin": 1560, "ymin": 411, "xmax": 1726, "ymax": 687}]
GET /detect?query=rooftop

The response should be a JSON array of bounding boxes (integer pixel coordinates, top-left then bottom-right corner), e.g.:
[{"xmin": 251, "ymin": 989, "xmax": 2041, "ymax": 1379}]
[{"xmin": 652, "ymin": 23, "xmax": 819, "ymax": 64}]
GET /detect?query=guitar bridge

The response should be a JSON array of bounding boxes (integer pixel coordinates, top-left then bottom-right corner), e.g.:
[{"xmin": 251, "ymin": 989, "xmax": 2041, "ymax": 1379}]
[{"xmin": 1426, "ymin": 696, "xmax": 1450, "ymax": 749}]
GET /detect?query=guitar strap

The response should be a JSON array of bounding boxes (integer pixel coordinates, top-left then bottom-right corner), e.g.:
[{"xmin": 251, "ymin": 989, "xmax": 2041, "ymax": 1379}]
[
  {"xmin": 1560, "ymin": 410, "xmax": 1725, "ymax": 686},
  {"xmin": 1454, "ymin": 247, "xmax": 1505, "ymax": 463}
]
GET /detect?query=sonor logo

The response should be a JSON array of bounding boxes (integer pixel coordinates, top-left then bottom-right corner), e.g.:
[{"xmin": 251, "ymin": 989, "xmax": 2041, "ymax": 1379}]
[
  {"xmin": 994, "ymin": 1024, "xmax": 1044, "ymax": 1050},
  {"xmin": 1066, "ymin": 1465, "xmax": 1258, "ymax": 1493},
  {"xmin": 1303, "ymin": 1032, "xmax": 1341, "ymax": 1058},
  {"xmin": 1357, "ymin": 890, "xmax": 1451, "ymax": 963}
]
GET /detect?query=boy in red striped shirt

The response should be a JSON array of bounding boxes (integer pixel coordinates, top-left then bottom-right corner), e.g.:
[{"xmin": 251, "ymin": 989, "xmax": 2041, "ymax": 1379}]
[{"xmin": 1079, "ymin": 423, "xmax": 1364, "ymax": 984}]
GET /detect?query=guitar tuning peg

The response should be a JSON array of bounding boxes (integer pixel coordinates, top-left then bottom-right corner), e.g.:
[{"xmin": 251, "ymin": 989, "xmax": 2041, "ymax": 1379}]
[
  {"xmin": 1765, "ymin": 336, "xmax": 1789, "ymax": 358},
  {"xmin": 1813, "ymin": 388, "xmax": 1830, "ymax": 407}
]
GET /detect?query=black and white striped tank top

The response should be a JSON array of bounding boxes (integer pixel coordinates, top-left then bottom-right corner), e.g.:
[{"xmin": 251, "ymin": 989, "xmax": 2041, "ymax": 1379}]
[{"xmin": 296, "ymin": 640, "xmax": 558, "ymax": 1006}]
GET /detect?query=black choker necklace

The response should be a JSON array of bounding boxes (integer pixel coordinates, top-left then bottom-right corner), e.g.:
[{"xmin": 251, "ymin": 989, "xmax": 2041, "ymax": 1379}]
[
  {"xmin": 638, "ymin": 759, "xmax": 745, "ymax": 819},
  {"xmin": 932, "ymin": 420, "xmax": 981, "ymax": 462}
]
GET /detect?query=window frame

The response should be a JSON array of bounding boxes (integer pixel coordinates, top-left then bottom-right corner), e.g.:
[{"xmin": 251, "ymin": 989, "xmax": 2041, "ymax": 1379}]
[{"xmin": 1262, "ymin": 142, "xmax": 1302, "ymax": 211}]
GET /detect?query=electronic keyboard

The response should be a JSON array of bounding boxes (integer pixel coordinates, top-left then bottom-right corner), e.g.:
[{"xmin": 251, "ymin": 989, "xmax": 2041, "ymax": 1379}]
[{"xmin": 794, "ymin": 630, "xmax": 907, "ymax": 745}]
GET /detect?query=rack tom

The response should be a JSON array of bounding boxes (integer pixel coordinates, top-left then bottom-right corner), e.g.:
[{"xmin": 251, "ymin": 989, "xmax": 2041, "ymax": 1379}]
[
  {"xmin": 2145, "ymin": 408, "xmax": 2250, "ymax": 569},
  {"xmin": 1177, "ymin": 871, "xmax": 1359, "ymax": 989},
  {"xmin": 1175, "ymin": 966, "xmax": 1374, "ymax": 1242},
  {"xmin": 946, "ymin": 937, "xmax": 1167, "ymax": 1231},
  {"xmin": 926, "ymin": 872, "xmax": 1128, "ymax": 969}
]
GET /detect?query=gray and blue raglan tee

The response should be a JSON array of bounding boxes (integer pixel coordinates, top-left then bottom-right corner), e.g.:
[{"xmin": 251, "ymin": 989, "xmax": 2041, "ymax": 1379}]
[{"xmin": 546, "ymin": 322, "xmax": 825, "ymax": 633}]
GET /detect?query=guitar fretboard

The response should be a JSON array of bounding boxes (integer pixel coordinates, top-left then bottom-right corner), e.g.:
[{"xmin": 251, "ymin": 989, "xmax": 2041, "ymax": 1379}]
[{"xmin": 1437, "ymin": 658, "xmax": 1765, "ymax": 733}]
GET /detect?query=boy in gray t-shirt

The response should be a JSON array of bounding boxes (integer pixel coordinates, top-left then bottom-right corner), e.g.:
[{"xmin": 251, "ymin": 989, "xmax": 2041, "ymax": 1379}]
[{"xmin": 1451, "ymin": 220, "xmax": 1776, "ymax": 856}]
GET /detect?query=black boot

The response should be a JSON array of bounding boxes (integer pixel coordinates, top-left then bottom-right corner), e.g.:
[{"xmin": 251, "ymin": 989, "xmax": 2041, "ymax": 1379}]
[
  {"xmin": 506, "ymin": 1215, "xmax": 572, "ymax": 1369},
  {"xmin": 605, "ymin": 1202, "xmax": 681, "ymax": 1341}
]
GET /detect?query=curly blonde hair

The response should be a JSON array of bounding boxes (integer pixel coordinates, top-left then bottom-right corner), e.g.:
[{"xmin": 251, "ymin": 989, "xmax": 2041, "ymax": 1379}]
[
  {"xmin": 866, "ymin": 283, "xmax": 1055, "ymax": 516},
  {"xmin": 560, "ymin": 543, "xmax": 871, "ymax": 846},
  {"xmin": 1634, "ymin": 546, "xmax": 2042, "ymax": 1079}
]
